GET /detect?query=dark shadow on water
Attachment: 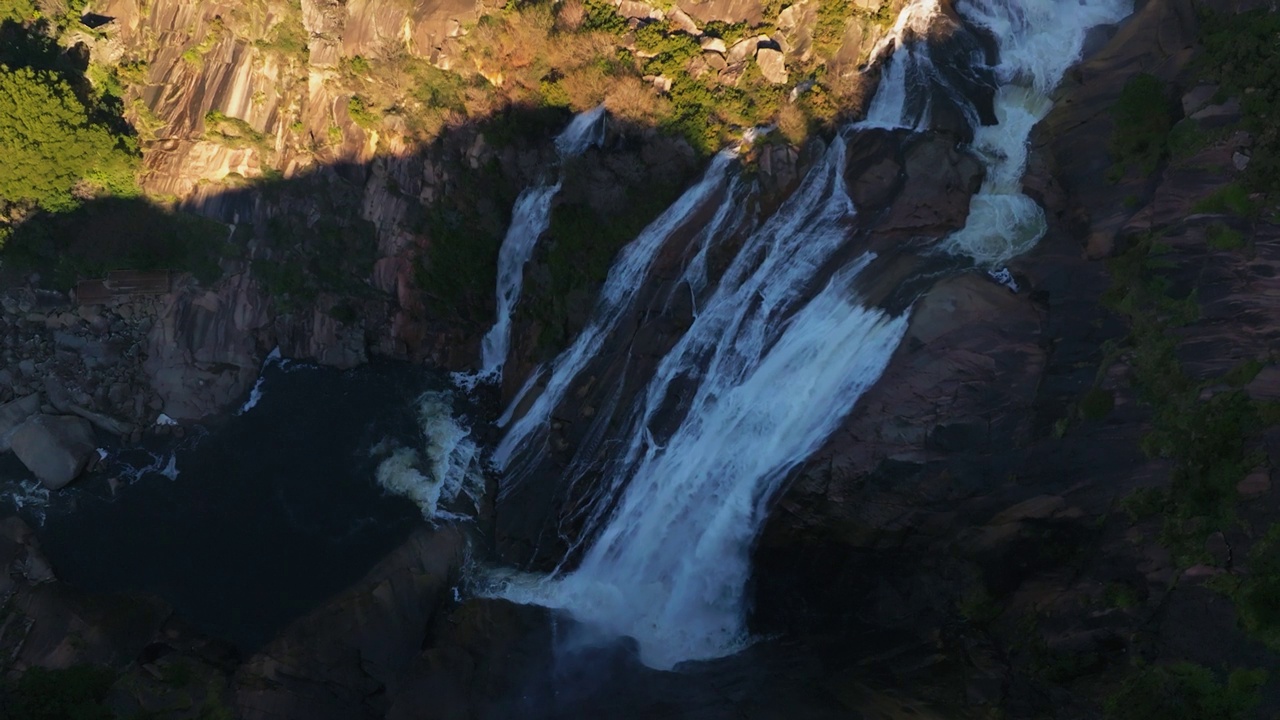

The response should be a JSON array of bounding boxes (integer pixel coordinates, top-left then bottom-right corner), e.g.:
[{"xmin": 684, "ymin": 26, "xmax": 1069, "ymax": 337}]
[{"xmin": 3, "ymin": 360, "xmax": 472, "ymax": 653}]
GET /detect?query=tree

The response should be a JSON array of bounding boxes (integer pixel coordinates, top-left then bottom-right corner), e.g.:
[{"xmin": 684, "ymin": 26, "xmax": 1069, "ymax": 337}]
[{"xmin": 0, "ymin": 63, "xmax": 137, "ymax": 213}]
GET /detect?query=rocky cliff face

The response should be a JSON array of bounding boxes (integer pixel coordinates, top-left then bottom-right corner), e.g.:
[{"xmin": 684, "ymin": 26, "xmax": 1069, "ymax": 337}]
[
  {"xmin": 5, "ymin": 0, "xmax": 1280, "ymax": 717},
  {"xmin": 53, "ymin": 0, "xmax": 911, "ymax": 424},
  {"xmin": 751, "ymin": 0, "xmax": 1280, "ymax": 715}
]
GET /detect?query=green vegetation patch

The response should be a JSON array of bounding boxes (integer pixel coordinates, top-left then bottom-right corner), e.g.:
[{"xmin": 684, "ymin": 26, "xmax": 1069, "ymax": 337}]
[
  {"xmin": 1221, "ymin": 524, "xmax": 1280, "ymax": 649},
  {"xmin": 1198, "ymin": 6, "xmax": 1280, "ymax": 195},
  {"xmin": 1079, "ymin": 386, "xmax": 1115, "ymax": 420},
  {"xmin": 255, "ymin": 213, "xmax": 378, "ymax": 310},
  {"xmin": 1110, "ymin": 73, "xmax": 1176, "ymax": 177},
  {"xmin": 204, "ymin": 110, "xmax": 269, "ymax": 151},
  {"xmin": 1103, "ymin": 234, "xmax": 1274, "ymax": 564},
  {"xmin": 1, "ymin": 664, "xmax": 118, "ymax": 720},
  {"xmin": 0, "ymin": 64, "xmax": 139, "ymax": 214},
  {"xmin": 1104, "ymin": 663, "xmax": 1266, "ymax": 720},
  {"xmin": 1192, "ymin": 182, "xmax": 1255, "ymax": 217},
  {"xmin": 2, "ymin": 197, "xmax": 234, "ymax": 287},
  {"xmin": 1205, "ymin": 222, "xmax": 1245, "ymax": 250}
]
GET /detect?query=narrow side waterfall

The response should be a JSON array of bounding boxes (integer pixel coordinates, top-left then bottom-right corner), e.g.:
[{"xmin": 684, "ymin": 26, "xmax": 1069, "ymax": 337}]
[
  {"xmin": 555, "ymin": 104, "xmax": 607, "ymax": 157},
  {"xmin": 478, "ymin": 183, "xmax": 561, "ymax": 377},
  {"xmin": 472, "ymin": 106, "xmax": 610, "ymax": 382},
  {"xmin": 492, "ymin": 151, "xmax": 738, "ymax": 471},
  {"xmin": 938, "ymin": 0, "xmax": 1132, "ymax": 265}
]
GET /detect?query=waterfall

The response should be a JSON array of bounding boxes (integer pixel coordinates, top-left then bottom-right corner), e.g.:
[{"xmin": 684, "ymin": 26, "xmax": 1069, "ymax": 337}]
[
  {"xmin": 489, "ymin": 0, "xmax": 1133, "ymax": 672},
  {"xmin": 477, "ymin": 184, "xmax": 561, "ymax": 378},
  {"xmin": 471, "ymin": 106, "xmax": 610, "ymax": 383},
  {"xmin": 491, "ymin": 151, "xmax": 739, "ymax": 471},
  {"xmin": 497, "ymin": 137, "xmax": 909, "ymax": 669},
  {"xmin": 938, "ymin": 0, "xmax": 1132, "ymax": 265}
]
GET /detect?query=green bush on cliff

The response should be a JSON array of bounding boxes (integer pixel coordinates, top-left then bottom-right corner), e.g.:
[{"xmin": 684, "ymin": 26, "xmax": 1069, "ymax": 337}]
[
  {"xmin": 2, "ymin": 196, "xmax": 232, "ymax": 286},
  {"xmin": 1110, "ymin": 73, "xmax": 1175, "ymax": 176},
  {"xmin": 0, "ymin": 0, "xmax": 37, "ymax": 23},
  {"xmin": 0, "ymin": 64, "xmax": 139, "ymax": 213},
  {"xmin": 1198, "ymin": 7, "xmax": 1280, "ymax": 195},
  {"xmin": 1, "ymin": 664, "xmax": 117, "ymax": 720},
  {"xmin": 1236, "ymin": 524, "xmax": 1280, "ymax": 648},
  {"xmin": 1104, "ymin": 663, "xmax": 1265, "ymax": 720},
  {"xmin": 1103, "ymin": 235, "xmax": 1270, "ymax": 564}
]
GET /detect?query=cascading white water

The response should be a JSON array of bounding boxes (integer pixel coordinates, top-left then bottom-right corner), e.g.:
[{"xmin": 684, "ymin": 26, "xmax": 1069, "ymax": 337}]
[
  {"xmin": 491, "ymin": 151, "xmax": 738, "ymax": 471},
  {"xmin": 938, "ymin": 0, "xmax": 1132, "ymax": 265},
  {"xmin": 477, "ymin": 183, "xmax": 561, "ymax": 378},
  {"xmin": 497, "ymin": 137, "xmax": 910, "ymax": 669},
  {"xmin": 470, "ymin": 106, "xmax": 610, "ymax": 383},
  {"xmin": 555, "ymin": 104, "xmax": 608, "ymax": 157},
  {"xmin": 490, "ymin": 0, "xmax": 1133, "ymax": 672}
]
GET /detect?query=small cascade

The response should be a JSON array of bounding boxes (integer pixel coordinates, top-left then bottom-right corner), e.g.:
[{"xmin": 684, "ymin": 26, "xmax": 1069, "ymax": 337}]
[
  {"xmin": 373, "ymin": 390, "xmax": 485, "ymax": 520},
  {"xmin": 555, "ymin": 104, "xmax": 608, "ymax": 157},
  {"xmin": 477, "ymin": 183, "xmax": 561, "ymax": 378},
  {"xmin": 468, "ymin": 106, "xmax": 610, "ymax": 385},
  {"xmin": 491, "ymin": 151, "xmax": 739, "ymax": 471},
  {"xmin": 937, "ymin": 0, "xmax": 1132, "ymax": 265}
]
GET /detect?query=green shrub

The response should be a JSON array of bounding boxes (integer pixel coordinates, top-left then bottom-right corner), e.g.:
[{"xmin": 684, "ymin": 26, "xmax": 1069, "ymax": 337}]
[
  {"xmin": 346, "ymin": 95, "xmax": 379, "ymax": 129},
  {"xmin": 0, "ymin": 0, "xmax": 38, "ymax": 23},
  {"xmin": 1198, "ymin": 7, "xmax": 1280, "ymax": 195},
  {"xmin": 1192, "ymin": 183, "xmax": 1255, "ymax": 216},
  {"xmin": 1110, "ymin": 73, "xmax": 1175, "ymax": 176},
  {"xmin": 1104, "ymin": 663, "xmax": 1265, "ymax": 720},
  {"xmin": 1238, "ymin": 525, "xmax": 1280, "ymax": 648},
  {"xmin": 1205, "ymin": 222, "xmax": 1245, "ymax": 250},
  {"xmin": 1080, "ymin": 387, "xmax": 1115, "ymax": 420},
  {"xmin": 2, "ymin": 664, "xmax": 117, "ymax": 720},
  {"xmin": 2, "ymin": 197, "xmax": 233, "ymax": 287},
  {"xmin": 204, "ymin": 110, "xmax": 268, "ymax": 150}
]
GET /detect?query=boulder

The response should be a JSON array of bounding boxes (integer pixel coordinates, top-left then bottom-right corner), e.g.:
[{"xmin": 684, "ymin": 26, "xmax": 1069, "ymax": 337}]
[
  {"xmin": 10, "ymin": 414, "xmax": 97, "ymax": 490},
  {"xmin": 700, "ymin": 36, "xmax": 727, "ymax": 54},
  {"xmin": 0, "ymin": 393, "xmax": 41, "ymax": 453},
  {"xmin": 756, "ymin": 46, "xmax": 788, "ymax": 84},
  {"xmin": 727, "ymin": 36, "xmax": 759, "ymax": 65}
]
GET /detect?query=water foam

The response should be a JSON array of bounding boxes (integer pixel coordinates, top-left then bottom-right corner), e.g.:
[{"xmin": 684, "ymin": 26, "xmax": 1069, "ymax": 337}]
[
  {"xmin": 374, "ymin": 390, "xmax": 484, "ymax": 520},
  {"xmin": 937, "ymin": 0, "xmax": 1132, "ymax": 265}
]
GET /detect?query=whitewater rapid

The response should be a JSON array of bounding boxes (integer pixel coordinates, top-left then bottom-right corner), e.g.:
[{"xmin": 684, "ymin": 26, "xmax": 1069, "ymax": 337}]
[
  {"xmin": 373, "ymin": 390, "xmax": 485, "ymax": 520},
  {"xmin": 938, "ymin": 0, "xmax": 1132, "ymax": 265}
]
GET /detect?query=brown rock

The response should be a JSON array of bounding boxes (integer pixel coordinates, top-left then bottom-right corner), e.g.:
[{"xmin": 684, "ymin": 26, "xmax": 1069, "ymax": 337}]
[
  {"xmin": 756, "ymin": 46, "xmax": 788, "ymax": 84},
  {"xmin": 11, "ymin": 414, "xmax": 97, "ymax": 490},
  {"xmin": 0, "ymin": 393, "xmax": 41, "ymax": 453}
]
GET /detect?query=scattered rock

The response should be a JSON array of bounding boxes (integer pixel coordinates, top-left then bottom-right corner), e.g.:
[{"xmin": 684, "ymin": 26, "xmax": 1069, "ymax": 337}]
[
  {"xmin": 10, "ymin": 414, "xmax": 98, "ymax": 490},
  {"xmin": 727, "ymin": 36, "xmax": 759, "ymax": 65},
  {"xmin": 756, "ymin": 46, "xmax": 788, "ymax": 84},
  {"xmin": 0, "ymin": 393, "xmax": 41, "ymax": 453},
  {"xmin": 700, "ymin": 36, "xmax": 727, "ymax": 54},
  {"xmin": 1237, "ymin": 470, "xmax": 1271, "ymax": 497},
  {"xmin": 1180, "ymin": 83, "xmax": 1218, "ymax": 115},
  {"xmin": 667, "ymin": 7, "xmax": 701, "ymax": 35},
  {"xmin": 69, "ymin": 404, "xmax": 136, "ymax": 438}
]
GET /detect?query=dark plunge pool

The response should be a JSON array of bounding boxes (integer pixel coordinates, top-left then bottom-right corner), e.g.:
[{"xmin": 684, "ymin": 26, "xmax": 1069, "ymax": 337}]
[{"xmin": 0, "ymin": 359, "xmax": 476, "ymax": 652}]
